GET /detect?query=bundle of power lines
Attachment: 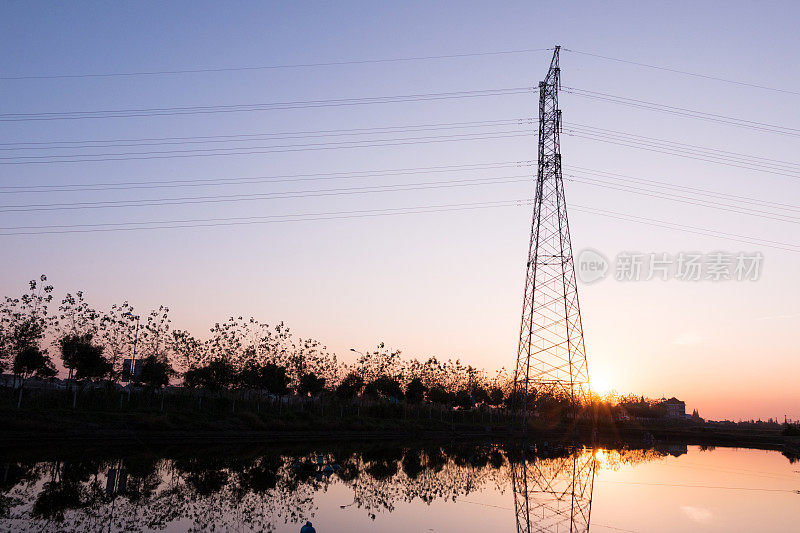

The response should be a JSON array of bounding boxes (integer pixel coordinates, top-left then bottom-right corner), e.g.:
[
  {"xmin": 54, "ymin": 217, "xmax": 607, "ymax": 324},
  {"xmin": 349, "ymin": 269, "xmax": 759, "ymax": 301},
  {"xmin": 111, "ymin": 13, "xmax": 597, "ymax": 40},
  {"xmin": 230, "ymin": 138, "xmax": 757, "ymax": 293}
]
[{"xmin": 0, "ymin": 46, "xmax": 797, "ymax": 252}]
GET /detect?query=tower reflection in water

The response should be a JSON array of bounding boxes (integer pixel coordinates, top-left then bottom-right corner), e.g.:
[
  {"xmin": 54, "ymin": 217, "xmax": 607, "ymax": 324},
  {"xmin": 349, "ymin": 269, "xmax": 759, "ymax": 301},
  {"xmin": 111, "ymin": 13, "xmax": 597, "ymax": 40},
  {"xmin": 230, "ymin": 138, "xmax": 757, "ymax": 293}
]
[{"xmin": 511, "ymin": 446, "xmax": 596, "ymax": 533}]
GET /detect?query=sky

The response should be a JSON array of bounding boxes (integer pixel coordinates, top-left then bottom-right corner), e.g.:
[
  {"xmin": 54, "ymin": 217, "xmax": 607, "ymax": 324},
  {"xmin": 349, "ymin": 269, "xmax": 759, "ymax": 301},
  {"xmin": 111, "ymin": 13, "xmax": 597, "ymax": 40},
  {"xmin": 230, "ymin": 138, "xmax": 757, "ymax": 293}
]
[{"xmin": 1, "ymin": 1, "xmax": 798, "ymax": 421}]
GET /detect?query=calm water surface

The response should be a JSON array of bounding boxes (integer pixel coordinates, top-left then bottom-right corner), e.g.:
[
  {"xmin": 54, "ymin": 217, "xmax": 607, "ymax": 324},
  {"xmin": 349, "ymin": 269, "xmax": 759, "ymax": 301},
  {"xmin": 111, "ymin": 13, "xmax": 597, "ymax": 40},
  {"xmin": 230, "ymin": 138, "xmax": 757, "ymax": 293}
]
[{"xmin": 0, "ymin": 441, "xmax": 797, "ymax": 532}]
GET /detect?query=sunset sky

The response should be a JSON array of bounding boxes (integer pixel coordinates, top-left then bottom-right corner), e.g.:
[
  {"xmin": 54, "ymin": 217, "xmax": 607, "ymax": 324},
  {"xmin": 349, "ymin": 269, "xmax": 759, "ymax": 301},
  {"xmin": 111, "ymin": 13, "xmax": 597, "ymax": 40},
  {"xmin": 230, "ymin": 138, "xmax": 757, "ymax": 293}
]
[{"xmin": 1, "ymin": 2, "xmax": 798, "ymax": 421}]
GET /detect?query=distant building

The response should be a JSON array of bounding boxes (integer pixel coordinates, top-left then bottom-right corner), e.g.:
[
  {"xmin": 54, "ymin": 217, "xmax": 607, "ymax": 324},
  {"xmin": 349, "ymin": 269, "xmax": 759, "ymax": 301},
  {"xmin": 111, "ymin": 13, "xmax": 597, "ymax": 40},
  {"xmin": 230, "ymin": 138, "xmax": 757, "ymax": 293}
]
[{"xmin": 661, "ymin": 397, "xmax": 686, "ymax": 419}]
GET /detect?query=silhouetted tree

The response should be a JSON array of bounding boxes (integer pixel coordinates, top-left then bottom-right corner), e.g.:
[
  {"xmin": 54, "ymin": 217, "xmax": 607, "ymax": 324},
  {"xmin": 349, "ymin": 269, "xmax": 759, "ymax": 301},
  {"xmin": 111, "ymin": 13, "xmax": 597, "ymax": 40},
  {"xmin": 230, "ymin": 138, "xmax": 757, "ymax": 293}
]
[
  {"xmin": 452, "ymin": 389, "xmax": 472, "ymax": 410},
  {"xmin": 184, "ymin": 359, "xmax": 235, "ymax": 391},
  {"xmin": 70, "ymin": 336, "xmax": 112, "ymax": 380},
  {"xmin": 297, "ymin": 373, "xmax": 326, "ymax": 397},
  {"xmin": 238, "ymin": 361, "xmax": 290, "ymax": 397},
  {"xmin": 97, "ymin": 302, "xmax": 138, "ymax": 381},
  {"xmin": 472, "ymin": 385, "xmax": 490, "ymax": 405},
  {"xmin": 336, "ymin": 372, "xmax": 364, "ymax": 402},
  {"xmin": 139, "ymin": 355, "xmax": 174, "ymax": 388},
  {"xmin": 488, "ymin": 386, "xmax": 505, "ymax": 407},
  {"xmin": 1, "ymin": 276, "xmax": 53, "ymax": 383},
  {"xmin": 169, "ymin": 329, "xmax": 204, "ymax": 374},
  {"xmin": 14, "ymin": 346, "xmax": 56, "ymax": 382},
  {"xmin": 404, "ymin": 377, "xmax": 427, "ymax": 404},
  {"xmin": 61, "ymin": 334, "xmax": 110, "ymax": 382},
  {"xmin": 261, "ymin": 363, "xmax": 290, "ymax": 396},
  {"xmin": 366, "ymin": 376, "xmax": 404, "ymax": 402},
  {"xmin": 427, "ymin": 386, "xmax": 453, "ymax": 406}
]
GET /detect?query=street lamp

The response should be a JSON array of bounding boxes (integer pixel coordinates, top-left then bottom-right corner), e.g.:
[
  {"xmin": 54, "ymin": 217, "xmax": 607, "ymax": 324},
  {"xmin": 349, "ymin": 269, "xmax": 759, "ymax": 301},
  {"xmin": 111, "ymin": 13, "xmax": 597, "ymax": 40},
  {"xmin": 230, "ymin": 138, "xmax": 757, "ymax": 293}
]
[
  {"xmin": 350, "ymin": 348, "xmax": 365, "ymax": 414},
  {"xmin": 123, "ymin": 312, "xmax": 140, "ymax": 397},
  {"xmin": 339, "ymin": 478, "xmax": 359, "ymax": 509},
  {"xmin": 350, "ymin": 348, "xmax": 364, "ymax": 381}
]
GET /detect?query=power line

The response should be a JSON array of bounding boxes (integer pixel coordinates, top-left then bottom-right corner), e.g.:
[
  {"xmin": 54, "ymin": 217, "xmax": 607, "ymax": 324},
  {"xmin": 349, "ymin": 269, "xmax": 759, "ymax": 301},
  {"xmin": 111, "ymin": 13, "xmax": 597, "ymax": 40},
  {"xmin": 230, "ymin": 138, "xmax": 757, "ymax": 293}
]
[
  {"xmin": 570, "ymin": 205, "xmax": 800, "ymax": 253},
  {"xmin": 10, "ymin": 118, "xmax": 798, "ymax": 172},
  {"xmin": 7, "ymin": 166, "xmax": 791, "ymax": 223},
  {"xmin": 564, "ymin": 165, "xmax": 800, "ymax": 213},
  {"xmin": 567, "ymin": 175, "xmax": 800, "ymax": 225},
  {"xmin": 5, "ymin": 159, "xmax": 798, "ymax": 227},
  {"xmin": 564, "ymin": 130, "xmax": 800, "ymax": 180},
  {"xmin": 0, "ymin": 131, "xmax": 535, "ymax": 165},
  {"xmin": 563, "ymin": 48, "xmax": 800, "ymax": 97},
  {"xmin": 4, "ymin": 120, "xmax": 797, "ymax": 182},
  {"xmin": 566, "ymin": 123, "xmax": 800, "ymax": 173},
  {"xmin": 5, "ymin": 155, "xmax": 797, "ymax": 230},
  {"xmin": 0, "ymin": 160, "xmax": 534, "ymax": 193},
  {"xmin": 0, "ymin": 87, "xmax": 534, "ymax": 122},
  {"xmin": 0, "ymin": 173, "xmax": 534, "ymax": 213},
  {"xmin": 0, "ymin": 199, "xmax": 533, "ymax": 235},
  {"xmin": 562, "ymin": 86, "xmax": 800, "ymax": 137},
  {"xmin": 0, "ymin": 129, "xmax": 534, "ymax": 165},
  {"xmin": 0, "ymin": 117, "xmax": 533, "ymax": 150},
  {"xmin": 0, "ymin": 48, "xmax": 552, "ymax": 81},
  {"xmin": 2, "ymin": 196, "xmax": 797, "ymax": 253},
  {"xmin": 595, "ymin": 479, "xmax": 799, "ymax": 493}
]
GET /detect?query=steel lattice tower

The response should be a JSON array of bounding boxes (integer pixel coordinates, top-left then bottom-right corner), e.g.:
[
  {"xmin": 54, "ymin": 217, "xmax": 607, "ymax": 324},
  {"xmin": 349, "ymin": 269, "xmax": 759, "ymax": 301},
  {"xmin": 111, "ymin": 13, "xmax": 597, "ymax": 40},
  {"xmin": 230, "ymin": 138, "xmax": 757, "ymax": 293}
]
[
  {"xmin": 511, "ymin": 449, "xmax": 596, "ymax": 533},
  {"xmin": 513, "ymin": 46, "xmax": 590, "ymax": 420}
]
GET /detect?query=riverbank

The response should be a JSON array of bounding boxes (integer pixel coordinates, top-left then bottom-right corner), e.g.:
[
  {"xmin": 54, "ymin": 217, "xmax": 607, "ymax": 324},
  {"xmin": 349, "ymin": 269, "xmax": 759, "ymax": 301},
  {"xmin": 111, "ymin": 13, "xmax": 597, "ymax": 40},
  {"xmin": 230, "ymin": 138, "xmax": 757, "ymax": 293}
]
[{"xmin": 2, "ymin": 407, "xmax": 798, "ymax": 459}]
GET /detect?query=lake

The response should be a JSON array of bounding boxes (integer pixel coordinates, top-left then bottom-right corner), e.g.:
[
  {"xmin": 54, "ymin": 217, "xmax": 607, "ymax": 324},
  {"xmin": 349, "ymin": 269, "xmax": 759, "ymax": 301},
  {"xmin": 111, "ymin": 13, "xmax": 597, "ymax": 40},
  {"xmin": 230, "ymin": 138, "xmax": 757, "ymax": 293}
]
[{"xmin": 0, "ymin": 440, "xmax": 797, "ymax": 532}]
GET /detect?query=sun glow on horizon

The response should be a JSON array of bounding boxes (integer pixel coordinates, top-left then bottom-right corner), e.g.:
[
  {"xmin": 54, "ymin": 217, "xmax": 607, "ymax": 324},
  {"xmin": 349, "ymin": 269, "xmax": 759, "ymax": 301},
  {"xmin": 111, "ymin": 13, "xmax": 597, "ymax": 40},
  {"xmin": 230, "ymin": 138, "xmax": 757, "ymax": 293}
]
[{"xmin": 591, "ymin": 373, "xmax": 615, "ymax": 398}]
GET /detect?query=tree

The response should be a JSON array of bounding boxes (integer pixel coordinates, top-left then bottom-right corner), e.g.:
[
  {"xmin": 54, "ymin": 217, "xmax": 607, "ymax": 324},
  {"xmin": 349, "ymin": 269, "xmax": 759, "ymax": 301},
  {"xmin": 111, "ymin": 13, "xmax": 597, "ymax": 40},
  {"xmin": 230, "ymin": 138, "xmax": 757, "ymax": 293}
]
[
  {"xmin": 139, "ymin": 355, "xmax": 174, "ymax": 389},
  {"xmin": 355, "ymin": 343, "xmax": 402, "ymax": 384},
  {"xmin": 287, "ymin": 338, "xmax": 338, "ymax": 392},
  {"xmin": 184, "ymin": 359, "xmax": 235, "ymax": 391},
  {"xmin": 0, "ymin": 274, "xmax": 53, "ymax": 376},
  {"xmin": 54, "ymin": 291, "xmax": 100, "ymax": 384},
  {"xmin": 472, "ymin": 385, "xmax": 490, "ymax": 405},
  {"xmin": 488, "ymin": 386, "xmax": 505, "ymax": 407},
  {"xmin": 67, "ymin": 333, "xmax": 112, "ymax": 380},
  {"xmin": 14, "ymin": 346, "xmax": 56, "ymax": 381},
  {"xmin": 97, "ymin": 302, "xmax": 138, "ymax": 381},
  {"xmin": 454, "ymin": 389, "xmax": 473, "ymax": 410},
  {"xmin": 237, "ymin": 360, "xmax": 262, "ymax": 390},
  {"xmin": 237, "ymin": 360, "xmax": 290, "ymax": 397},
  {"xmin": 427, "ymin": 386, "xmax": 453, "ymax": 406},
  {"xmin": 139, "ymin": 306, "xmax": 172, "ymax": 368},
  {"xmin": 405, "ymin": 377, "xmax": 428, "ymax": 404},
  {"xmin": 260, "ymin": 363, "xmax": 290, "ymax": 397},
  {"xmin": 13, "ymin": 345, "xmax": 56, "ymax": 407},
  {"xmin": 297, "ymin": 373, "xmax": 326, "ymax": 397},
  {"xmin": 366, "ymin": 376, "xmax": 404, "ymax": 402},
  {"xmin": 1, "ymin": 276, "xmax": 54, "ymax": 390},
  {"xmin": 336, "ymin": 372, "xmax": 364, "ymax": 402},
  {"xmin": 60, "ymin": 333, "xmax": 110, "ymax": 382},
  {"xmin": 170, "ymin": 329, "xmax": 204, "ymax": 375}
]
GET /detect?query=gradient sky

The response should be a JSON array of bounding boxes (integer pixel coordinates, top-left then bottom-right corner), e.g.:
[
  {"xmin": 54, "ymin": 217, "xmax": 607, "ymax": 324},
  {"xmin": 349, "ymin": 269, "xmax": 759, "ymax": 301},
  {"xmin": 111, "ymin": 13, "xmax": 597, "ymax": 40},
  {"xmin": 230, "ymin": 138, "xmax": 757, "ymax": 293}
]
[{"xmin": 1, "ymin": 1, "xmax": 798, "ymax": 421}]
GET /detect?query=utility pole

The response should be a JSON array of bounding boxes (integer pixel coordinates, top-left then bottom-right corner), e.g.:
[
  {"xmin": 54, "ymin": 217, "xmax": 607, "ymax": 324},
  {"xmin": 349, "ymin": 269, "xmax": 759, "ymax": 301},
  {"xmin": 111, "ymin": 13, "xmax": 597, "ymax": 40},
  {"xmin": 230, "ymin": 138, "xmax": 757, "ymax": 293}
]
[{"xmin": 513, "ymin": 46, "xmax": 591, "ymax": 427}]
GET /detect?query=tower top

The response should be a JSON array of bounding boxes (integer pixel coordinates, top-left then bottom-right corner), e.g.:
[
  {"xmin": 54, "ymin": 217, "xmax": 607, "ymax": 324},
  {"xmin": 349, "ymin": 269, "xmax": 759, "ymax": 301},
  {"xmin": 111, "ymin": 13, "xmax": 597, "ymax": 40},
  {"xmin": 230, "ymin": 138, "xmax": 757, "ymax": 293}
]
[{"xmin": 544, "ymin": 46, "xmax": 561, "ymax": 85}]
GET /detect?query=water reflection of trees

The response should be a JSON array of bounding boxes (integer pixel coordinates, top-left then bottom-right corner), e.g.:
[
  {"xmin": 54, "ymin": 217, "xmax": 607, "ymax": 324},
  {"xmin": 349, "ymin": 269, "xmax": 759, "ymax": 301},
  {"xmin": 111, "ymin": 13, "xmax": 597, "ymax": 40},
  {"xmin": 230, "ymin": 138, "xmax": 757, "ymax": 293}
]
[{"xmin": 0, "ymin": 443, "xmax": 674, "ymax": 532}]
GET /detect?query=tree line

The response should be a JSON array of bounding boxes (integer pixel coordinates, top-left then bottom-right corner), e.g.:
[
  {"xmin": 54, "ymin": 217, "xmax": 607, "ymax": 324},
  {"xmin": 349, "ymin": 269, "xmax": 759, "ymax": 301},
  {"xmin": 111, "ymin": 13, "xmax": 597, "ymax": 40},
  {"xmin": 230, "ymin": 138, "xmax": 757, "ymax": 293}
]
[
  {"xmin": 0, "ymin": 276, "xmax": 512, "ymax": 410},
  {"xmin": 1, "ymin": 275, "xmax": 693, "ymax": 421}
]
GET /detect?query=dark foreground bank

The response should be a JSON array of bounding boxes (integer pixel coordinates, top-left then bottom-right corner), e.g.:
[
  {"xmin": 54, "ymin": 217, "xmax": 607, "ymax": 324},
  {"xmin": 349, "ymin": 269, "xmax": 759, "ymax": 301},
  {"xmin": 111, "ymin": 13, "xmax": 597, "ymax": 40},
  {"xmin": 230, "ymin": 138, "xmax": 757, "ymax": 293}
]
[{"xmin": 3, "ymin": 406, "xmax": 799, "ymax": 461}]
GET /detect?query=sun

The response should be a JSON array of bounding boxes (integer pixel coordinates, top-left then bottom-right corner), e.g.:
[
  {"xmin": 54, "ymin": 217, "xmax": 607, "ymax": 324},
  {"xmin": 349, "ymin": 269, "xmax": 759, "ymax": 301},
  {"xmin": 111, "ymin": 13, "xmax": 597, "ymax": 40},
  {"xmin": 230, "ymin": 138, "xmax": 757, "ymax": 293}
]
[{"xmin": 591, "ymin": 373, "xmax": 614, "ymax": 398}]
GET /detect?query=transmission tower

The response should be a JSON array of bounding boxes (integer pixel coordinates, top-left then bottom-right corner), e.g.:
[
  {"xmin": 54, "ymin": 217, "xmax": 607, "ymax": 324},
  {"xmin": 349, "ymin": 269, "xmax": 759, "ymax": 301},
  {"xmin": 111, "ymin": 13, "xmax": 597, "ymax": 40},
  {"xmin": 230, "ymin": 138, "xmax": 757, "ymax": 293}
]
[
  {"xmin": 513, "ymin": 46, "xmax": 591, "ymax": 421},
  {"xmin": 511, "ymin": 449, "xmax": 596, "ymax": 533}
]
